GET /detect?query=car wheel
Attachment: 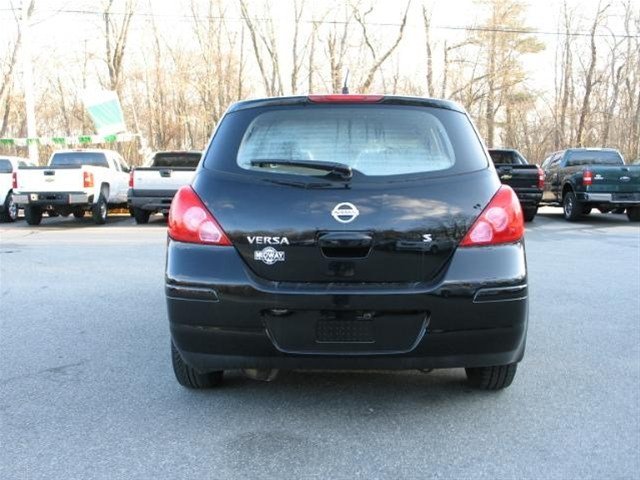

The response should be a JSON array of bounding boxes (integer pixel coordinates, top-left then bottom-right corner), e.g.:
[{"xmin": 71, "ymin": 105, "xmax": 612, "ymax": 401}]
[
  {"xmin": 563, "ymin": 191, "xmax": 582, "ymax": 221},
  {"xmin": 133, "ymin": 208, "xmax": 151, "ymax": 224},
  {"xmin": 627, "ymin": 207, "xmax": 640, "ymax": 222},
  {"xmin": 171, "ymin": 341, "xmax": 223, "ymax": 389},
  {"xmin": 73, "ymin": 208, "xmax": 86, "ymax": 219},
  {"xmin": 24, "ymin": 205, "xmax": 43, "ymax": 225},
  {"xmin": 0, "ymin": 192, "xmax": 18, "ymax": 222},
  {"xmin": 92, "ymin": 194, "xmax": 108, "ymax": 225},
  {"xmin": 522, "ymin": 206, "xmax": 537, "ymax": 222},
  {"xmin": 465, "ymin": 363, "xmax": 518, "ymax": 390}
]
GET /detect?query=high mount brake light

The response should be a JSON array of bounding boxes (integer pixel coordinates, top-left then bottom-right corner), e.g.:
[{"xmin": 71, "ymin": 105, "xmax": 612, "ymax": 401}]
[
  {"xmin": 168, "ymin": 186, "xmax": 231, "ymax": 246},
  {"xmin": 583, "ymin": 170, "xmax": 593, "ymax": 186},
  {"xmin": 12, "ymin": 172, "xmax": 17, "ymax": 189},
  {"xmin": 308, "ymin": 94, "xmax": 384, "ymax": 103},
  {"xmin": 129, "ymin": 170, "xmax": 134, "ymax": 188},
  {"xmin": 537, "ymin": 166, "xmax": 545, "ymax": 189},
  {"xmin": 460, "ymin": 185, "xmax": 524, "ymax": 247},
  {"xmin": 83, "ymin": 171, "xmax": 94, "ymax": 188}
]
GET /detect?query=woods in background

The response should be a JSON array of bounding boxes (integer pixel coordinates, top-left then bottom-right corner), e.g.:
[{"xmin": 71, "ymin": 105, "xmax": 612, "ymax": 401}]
[{"xmin": 1, "ymin": 0, "xmax": 639, "ymax": 165}]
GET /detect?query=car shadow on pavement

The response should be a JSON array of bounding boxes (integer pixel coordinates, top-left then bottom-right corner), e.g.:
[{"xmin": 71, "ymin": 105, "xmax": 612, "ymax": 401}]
[{"xmin": 10, "ymin": 213, "xmax": 169, "ymax": 229}]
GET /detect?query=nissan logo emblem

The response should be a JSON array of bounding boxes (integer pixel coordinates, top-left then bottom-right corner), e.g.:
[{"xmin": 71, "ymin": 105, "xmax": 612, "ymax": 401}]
[{"xmin": 331, "ymin": 202, "xmax": 360, "ymax": 223}]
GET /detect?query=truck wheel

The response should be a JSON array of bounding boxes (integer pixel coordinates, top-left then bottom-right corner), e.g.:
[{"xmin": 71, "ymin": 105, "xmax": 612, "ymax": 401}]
[
  {"xmin": 133, "ymin": 208, "xmax": 151, "ymax": 224},
  {"xmin": 24, "ymin": 205, "xmax": 43, "ymax": 225},
  {"xmin": 0, "ymin": 192, "xmax": 17, "ymax": 222},
  {"xmin": 466, "ymin": 363, "xmax": 518, "ymax": 390},
  {"xmin": 73, "ymin": 208, "xmax": 86, "ymax": 219},
  {"xmin": 563, "ymin": 192, "xmax": 582, "ymax": 221},
  {"xmin": 92, "ymin": 195, "xmax": 108, "ymax": 225},
  {"xmin": 627, "ymin": 207, "xmax": 640, "ymax": 222},
  {"xmin": 171, "ymin": 341, "xmax": 223, "ymax": 389},
  {"xmin": 522, "ymin": 206, "xmax": 537, "ymax": 222}
]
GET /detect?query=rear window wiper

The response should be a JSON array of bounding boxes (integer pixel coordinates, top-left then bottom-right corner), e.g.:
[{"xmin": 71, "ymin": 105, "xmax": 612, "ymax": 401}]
[{"xmin": 250, "ymin": 159, "xmax": 353, "ymax": 180}]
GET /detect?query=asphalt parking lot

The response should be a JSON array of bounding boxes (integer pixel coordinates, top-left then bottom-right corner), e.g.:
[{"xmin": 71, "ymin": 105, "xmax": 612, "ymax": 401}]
[{"xmin": 1, "ymin": 208, "xmax": 639, "ymax": 480}]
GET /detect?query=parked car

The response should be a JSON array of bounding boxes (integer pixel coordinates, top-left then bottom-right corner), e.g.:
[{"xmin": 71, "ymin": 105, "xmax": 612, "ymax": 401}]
[
  {"xmin": 488, "ymin": 148, "xmax": 544, "ymax": 222},
  {"xmin": 540, "ymin": 148, "xmax": 640, "ymax": 221},
  {"xmin": 127, "ymin": 151, "xmax": 201, "ymax": 224},
  {"xmin": 166, "ymin": 94, "xmax": 528, "ymax": 391},
  {"xmin": 13, "ymin": 149, "xmax": 130, "ymax": 225},
  {"xmin": 0, "ymin": 156, "xmax": 35, "ymax": 222}
]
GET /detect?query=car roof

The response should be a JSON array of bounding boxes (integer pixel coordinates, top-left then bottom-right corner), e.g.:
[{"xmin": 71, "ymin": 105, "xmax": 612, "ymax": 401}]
[
  {"xmin": 52, "ymin": 149, "xmax": 120, "ymax": 155},
  {"xmin": 226, "ymin": 95, "xmax": 465, "ymax": 114}
]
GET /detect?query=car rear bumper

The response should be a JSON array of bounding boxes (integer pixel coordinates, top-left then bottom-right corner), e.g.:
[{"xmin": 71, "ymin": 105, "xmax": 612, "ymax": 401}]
[
  {"xmin": 514, "ymin": 189, "xmax": 542, "ymax": 207},
  {"xmin": 13, "ymin": 191, "xmax": 91, "ymax": 206},
  {"xmin": 127, "ymin": 189, "xmax": 177, "ymax": 211},
  {"xmin": 166, "ymin": 240, "xmax": 529, "ymax": 372},
  {"xmin": 577, "ymin": 192, "xmax": 640, "ymax": 205}
]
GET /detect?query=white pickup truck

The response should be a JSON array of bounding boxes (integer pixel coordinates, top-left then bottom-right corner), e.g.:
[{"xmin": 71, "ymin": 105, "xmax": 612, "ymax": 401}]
[
  {"xmin": 127, "ymin": 151, "xmax": 200, "ymax": 224},
  {"xmin": 13, "ymin": 149, "xmax": 130, "ymax": 225},
  {"xmin": 0, "ymin": 155, "xmax": 35, "ymax": 222}
]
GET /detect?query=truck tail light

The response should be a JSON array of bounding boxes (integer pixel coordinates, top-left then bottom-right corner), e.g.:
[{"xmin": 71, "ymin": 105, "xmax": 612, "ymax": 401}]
[
  {"xmin": 12, "ymin": 172, "xmax": 17, "ymax": 189},
  {"xmin": 83, "ymin": 171, "xmax": 94, "ymax": 188},
  {"xmin": 583, "ymin": 170, "xmax": 593, "ymax": 186},
  {"xmin": 537, "ymin": 166, "xmax": 545, "ymax": 190},
  {"xmin": 460, "ymin": 185, "xmax": 524, "ymax": 247},
  {"xmin": 308, "ymin": 94, "xmax": 384, "ymax": 103},
  {"xmin": 168, "ymin": 186, "xmax": 231, "ymax": 246},
  {"xmin": 129, "ymin": 170, "xmax": 134, "ymax": 188}
]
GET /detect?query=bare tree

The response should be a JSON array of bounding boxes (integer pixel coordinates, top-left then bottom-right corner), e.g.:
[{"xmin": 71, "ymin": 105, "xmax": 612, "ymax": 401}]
[
  {"xmin": 102, "ymin": 0, "xmax": 136, "ymax": 94},
  {"xmin": 576, "ymin": 2, "xmax": 609, "ymax": 147},
  {"xmin": 353, "ymin": 1, "xmax": 411, "ymax": 92}
]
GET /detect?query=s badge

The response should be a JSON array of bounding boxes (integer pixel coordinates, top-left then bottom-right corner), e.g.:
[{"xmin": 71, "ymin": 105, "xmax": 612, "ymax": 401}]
[{"xmin": 254, "ymin": 247, "xmax": 285, "ymax": 265}]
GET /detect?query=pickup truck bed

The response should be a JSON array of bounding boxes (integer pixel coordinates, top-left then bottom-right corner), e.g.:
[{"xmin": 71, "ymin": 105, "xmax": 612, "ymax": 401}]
[
  {"xmin": 489, "ymin": 149, "xmax": 543, "ymax": 221},
  {"xmin": 540, "ymin": 148, "xmax": 640, "ymax": 222},
  {"xmin": 128, "ymin": 151, "xmax": 200, "ymax": 224}
]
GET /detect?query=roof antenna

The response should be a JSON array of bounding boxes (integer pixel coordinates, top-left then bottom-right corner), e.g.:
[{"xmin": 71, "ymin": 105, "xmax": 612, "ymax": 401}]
[{"xmin": 341, "ymin": 69, "xmax": 350, "ymax": 94}]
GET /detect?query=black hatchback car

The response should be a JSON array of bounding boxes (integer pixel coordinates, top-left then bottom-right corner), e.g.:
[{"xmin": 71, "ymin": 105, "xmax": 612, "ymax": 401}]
[{"xmin": 166, "ymin": 95, "xmax": 528, "ymax": 390}]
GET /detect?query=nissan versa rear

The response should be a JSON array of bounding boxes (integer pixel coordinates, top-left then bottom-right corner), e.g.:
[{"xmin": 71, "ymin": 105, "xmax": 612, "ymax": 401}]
[{"xmin": 166, "ymin": 95, "xmax": 528, "ymax": 390}]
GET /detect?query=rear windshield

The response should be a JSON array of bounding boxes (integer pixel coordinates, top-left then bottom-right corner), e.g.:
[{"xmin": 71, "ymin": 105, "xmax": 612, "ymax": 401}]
[
  {"xmin": 204, "ymin": 105, "xmax": 488, "ymax": 179},
  {"xmin": 151, "ymin": 153, "xmax": 201, "ymax": 168},
  {"xmin": 0, "ymin": 159, "xmax": 12, "ymax": 174},
  {"xmin": 50, "ymin": 152, "xmax": 109, "ymax": 168},
  {"xmin": 489, "ymin": 150, "xmax": 526, "ymax": 165},
  {"xmin": 566, "ymin": 150, "xmax": 624, "ymax": 166}
]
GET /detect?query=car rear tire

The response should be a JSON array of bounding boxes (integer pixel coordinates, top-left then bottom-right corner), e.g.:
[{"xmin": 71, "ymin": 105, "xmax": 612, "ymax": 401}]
[
  {"xmin": 92, "ymin": 195, "xmax": 108, "ymax": 225},
  {"xmin": 171, "ymin": 342, "xmax": 223, "ymax": 389},
  {"xmin": 522, "ymin": 206, "xmax": 537, "ymax": 222},
  {"xmin": 465, "ymin": 363, "xmax": 518, "ymax": 390},
  {"xmin": 73, "ymin": 208, "xmax": 86, "ymax": 219},
  {"xmin": 133, "ymin": 208, "xmax": 151, "ymax": 224},
  {"xmin": 24, "ymin": 205, "xmax": 43, "ymax": 225},
  {"xmin": 627, "ymin": 207, "xmax": 640, "ymax": 222},
  {"xmin": 0, "ymin": 192, "xmax": 17, "ymax": 222},
  {"xmin": 563, "ymin": 192, "xmax": 582, "ymax": 221}
]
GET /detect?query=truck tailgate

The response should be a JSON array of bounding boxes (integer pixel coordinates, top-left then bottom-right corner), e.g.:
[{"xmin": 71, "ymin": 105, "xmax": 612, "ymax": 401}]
[
  {"xmin": 132, "ymin": 168, "xmax": 195, "ymax": 191},
  {"xmin": 590, "ymin": 166, "xmax": 640, "ymax": 193},
  {"xmin": 495, "ymin": 164, "xmax": 539, "ymax": 189},
  {"xmin": 16, "ymin": 166, "xmax": 85, "ymax": 192}
]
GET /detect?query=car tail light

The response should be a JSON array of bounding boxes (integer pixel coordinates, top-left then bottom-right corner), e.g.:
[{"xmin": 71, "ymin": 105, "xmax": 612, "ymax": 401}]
[
  {"xmin": 12, "ymin": 172, "xmax": 17, "ymax": 189},
  {"xmin": 460, "ymin": 185, "xmax": 524, "ymax": 247},
  {"xmin": 129, "ymin": 170, "xmax": 134, "ymax": 188},
  {"xmin": 308, "ymin": 94, "xmax": 384, "ymax": 103},
  {"xmin": 583, "ymin": 170, "xmax": 593, "ymax": 186},
  {"xmin": 83, "ymin": 171, "xmax": 94, "ymax": 188},
  {"xmin": 168, "ymin": 186, "xmax": 231, "ymax": 246},
  {"xmin": 537, "ymin": 166, "xmax": 545, "ymax": 189}
]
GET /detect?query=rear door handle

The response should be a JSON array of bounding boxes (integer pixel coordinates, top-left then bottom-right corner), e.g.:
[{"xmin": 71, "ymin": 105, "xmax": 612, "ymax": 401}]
[{"xmin": 318, "ymin": 232, "xmax": 372, "ymax": 248}]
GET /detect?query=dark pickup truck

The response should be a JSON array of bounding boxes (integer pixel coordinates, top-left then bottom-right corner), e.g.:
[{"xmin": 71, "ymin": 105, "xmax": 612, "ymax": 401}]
[
  {"xmin": 540, "ymin": 148, "xmax": 640, "ymax": 222},
  {"xmin": 488, "ymin": 149, "xmax": 544, "ymax": 222}
]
